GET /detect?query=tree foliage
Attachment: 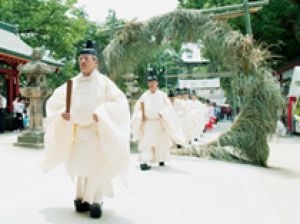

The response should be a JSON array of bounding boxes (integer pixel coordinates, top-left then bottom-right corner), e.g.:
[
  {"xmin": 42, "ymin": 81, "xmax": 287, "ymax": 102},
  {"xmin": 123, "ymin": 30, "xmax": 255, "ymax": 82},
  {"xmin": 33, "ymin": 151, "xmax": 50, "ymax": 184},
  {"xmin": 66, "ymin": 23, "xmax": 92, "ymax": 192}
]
[
  {"xmin": 178, "ymin": 0, "xmax": 299, "ymax": 115},
  {"xmin": 250, "ymin": 0, "xmax": 300, "ymax": 66},
  {"xmin": 0, "ymin": 0, "xmax": 125, "ymax": 88},
  {"xmin": 0, "ymin": 0, "xmax": 85, "ymax": 87},
  {"xmin": 0, "ymin": 0, "xmax": 88, "ymax": 59},
  {"xmin": 178, "ymin": 0, "xmax": 300, "ymax": 68}
]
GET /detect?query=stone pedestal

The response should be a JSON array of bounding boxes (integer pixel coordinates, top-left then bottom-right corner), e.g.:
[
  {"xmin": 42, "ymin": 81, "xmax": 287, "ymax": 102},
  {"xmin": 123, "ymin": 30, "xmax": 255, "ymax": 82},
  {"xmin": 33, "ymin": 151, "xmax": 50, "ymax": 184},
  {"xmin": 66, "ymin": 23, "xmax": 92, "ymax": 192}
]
[
  {"xmin": 14, "ymin": 130, "xmax": 44, "ymax": 149},
  {"xmin": 122, "ymin": 73, "xmax": 140, "ymax": 114}
]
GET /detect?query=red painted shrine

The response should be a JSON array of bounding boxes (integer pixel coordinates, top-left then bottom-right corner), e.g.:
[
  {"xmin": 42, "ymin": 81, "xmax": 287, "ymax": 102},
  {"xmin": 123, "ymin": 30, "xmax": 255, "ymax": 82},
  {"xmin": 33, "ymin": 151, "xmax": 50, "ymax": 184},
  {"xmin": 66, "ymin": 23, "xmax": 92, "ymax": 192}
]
[{"xmin": 0, "ymin": 22, "xmax": 60, "ymax": 113}]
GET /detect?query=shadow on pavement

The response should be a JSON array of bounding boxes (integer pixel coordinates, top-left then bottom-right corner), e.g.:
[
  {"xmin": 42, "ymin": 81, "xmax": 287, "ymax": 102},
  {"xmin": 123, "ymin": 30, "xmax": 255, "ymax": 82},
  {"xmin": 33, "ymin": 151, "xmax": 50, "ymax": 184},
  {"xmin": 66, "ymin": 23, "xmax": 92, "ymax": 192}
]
[
  {"xmin": 149, "ymin": 165, "xmax": 188, "ymax": 174},
  {"xmin": 40, "ymin": 207, "xmax": 133, "ymax": 224},
  {"xmin": 265, "ymin": 166, "xmax": 300, "ymax": 179}
]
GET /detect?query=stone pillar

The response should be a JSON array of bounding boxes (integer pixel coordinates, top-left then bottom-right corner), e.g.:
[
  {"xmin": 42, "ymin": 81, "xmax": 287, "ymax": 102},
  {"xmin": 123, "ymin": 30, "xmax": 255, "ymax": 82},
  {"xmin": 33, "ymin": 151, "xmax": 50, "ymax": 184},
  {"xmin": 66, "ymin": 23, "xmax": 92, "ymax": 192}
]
[
  {"xmin": 121, "ymin": 73, "xmax": 140, "ymax": 153},
  {"xmin": 122, "ymin": 73, "xmax": 140, "ymax": 114},
  {"xmin": 14, "ymin": 48, "xmax": 55, "ymax": 149}
]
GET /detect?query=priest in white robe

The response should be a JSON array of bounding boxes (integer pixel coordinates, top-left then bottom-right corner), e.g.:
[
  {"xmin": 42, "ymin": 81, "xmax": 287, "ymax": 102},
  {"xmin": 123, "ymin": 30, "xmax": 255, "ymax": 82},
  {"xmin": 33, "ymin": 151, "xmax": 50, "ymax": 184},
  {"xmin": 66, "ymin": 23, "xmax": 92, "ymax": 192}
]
[
  {"xmin": 178, "ymin": 88, "xmax": 195, "ymax": 145},
  {"xmin": 40, "ymin": 40, "xmax": 130, "ymax": 219},
  {"xmin": 189, "ymin": 90, "xmax": 209, "ymax": 141},
  {"xmin": 131, "ymin": 71, "xmax": 185, "ymax": 171}
]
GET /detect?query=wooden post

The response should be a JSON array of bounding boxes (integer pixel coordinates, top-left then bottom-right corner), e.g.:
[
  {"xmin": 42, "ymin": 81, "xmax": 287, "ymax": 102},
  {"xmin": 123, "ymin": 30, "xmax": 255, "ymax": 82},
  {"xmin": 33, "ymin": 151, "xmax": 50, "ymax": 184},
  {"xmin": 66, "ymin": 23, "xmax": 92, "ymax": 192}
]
[
  {"xmin": 8, "ymin": 75, "xmax": 14, "ymax": 112},
  {"xmin": 140, "ymin": 101, "xmax": 146, "ymax": 121},
  {"xmin": 243, "ymin": 0, "xmax": 253, "ymax": 35},
  {"xmin": 66, "ymin": 79, "xmax": 73, "ymax": 113}
]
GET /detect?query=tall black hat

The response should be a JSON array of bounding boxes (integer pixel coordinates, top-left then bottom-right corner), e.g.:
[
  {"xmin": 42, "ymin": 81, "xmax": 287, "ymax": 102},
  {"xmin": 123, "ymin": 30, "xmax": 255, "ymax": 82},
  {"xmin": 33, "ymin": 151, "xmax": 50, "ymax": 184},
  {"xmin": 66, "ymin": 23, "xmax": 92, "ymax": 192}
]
[
  {"xmin": 182, "ymin": 87, "xmax": 190, "ymax": 95},
  {"xmin": 168, "ymin": 89, "xmax": 175, "ymax": 97},
  {"xmin": 175, "ymin": 87, "xmax": 182, "ymax": 95},
  {"xmin": 146, "ymin": 69, "xmax": 158, "ymax": 82},
  {"xmin": 147, "ymin": 75, "xmax": 158, "ymax": 82},
  {"xmin": 80, "ymin": 40, "xmax": 97, "ymax": 56}
]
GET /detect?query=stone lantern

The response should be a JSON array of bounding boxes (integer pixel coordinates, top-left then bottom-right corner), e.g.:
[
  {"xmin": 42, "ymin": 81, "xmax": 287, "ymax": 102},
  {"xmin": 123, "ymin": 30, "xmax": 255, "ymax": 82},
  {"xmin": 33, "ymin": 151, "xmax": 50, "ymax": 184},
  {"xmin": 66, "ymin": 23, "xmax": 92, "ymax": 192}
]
[
  {"xmin": 122, "ymin": 73, "xmax": 140, "ymax": 113},
  {"xmin": 14, "ymin": 48, "xmax": 55, "ymax": 149},
  {"xmin": 121, "ymin": 73, "xmax": 140, "ymax": 153}
]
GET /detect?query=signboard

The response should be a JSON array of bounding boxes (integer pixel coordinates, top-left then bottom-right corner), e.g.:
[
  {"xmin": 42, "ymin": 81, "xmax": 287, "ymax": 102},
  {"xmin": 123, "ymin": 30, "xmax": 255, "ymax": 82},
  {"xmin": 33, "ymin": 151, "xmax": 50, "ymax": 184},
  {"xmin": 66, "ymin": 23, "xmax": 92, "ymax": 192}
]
[
  {"xmin": 178, "ymin": 78, "xmax": 220, "ymax": 89},
  {"xmin": 288, "ymin": 66, "xmax": 300, "ymax": 97}
]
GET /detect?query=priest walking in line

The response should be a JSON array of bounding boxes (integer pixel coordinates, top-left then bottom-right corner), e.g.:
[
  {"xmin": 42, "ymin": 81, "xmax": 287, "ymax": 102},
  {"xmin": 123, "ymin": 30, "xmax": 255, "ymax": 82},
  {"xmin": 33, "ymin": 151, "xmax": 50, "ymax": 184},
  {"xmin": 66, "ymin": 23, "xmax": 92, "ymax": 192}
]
[
  {"xmin": 131, "ymin": 69, "xmax": 185, "ymax": 171},
  {"xmin": 40, "ymin": 40, "xmax": 130, "ymax": 219}
]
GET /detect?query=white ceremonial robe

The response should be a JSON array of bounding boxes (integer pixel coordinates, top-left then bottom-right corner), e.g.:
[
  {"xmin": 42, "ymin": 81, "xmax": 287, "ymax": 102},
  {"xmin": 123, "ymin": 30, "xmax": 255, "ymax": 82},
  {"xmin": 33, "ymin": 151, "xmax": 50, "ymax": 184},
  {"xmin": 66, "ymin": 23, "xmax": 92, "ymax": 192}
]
[
  {"xmin": 40, "ymin": 70, "xmax": 130, "ymax": 203},
  {"xmin": 178, "ymin": 99, "xmax": 195, "ymax": 144},
  {"xmin": 172, "ymin": 98, "xmax": 185, "ymax": 117},
  {"xmin": 131, "ymin": 90, "xmax": 184, "ymax": 164},
  {"xmin": 189, "ymin": 99, "xmax": 208, "ymax": 140}
]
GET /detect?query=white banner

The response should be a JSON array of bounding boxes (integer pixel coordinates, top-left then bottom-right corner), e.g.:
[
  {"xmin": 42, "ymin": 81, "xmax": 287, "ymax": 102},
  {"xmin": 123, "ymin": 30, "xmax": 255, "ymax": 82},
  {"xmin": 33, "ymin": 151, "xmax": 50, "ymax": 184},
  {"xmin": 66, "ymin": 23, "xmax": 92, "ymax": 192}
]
[
  {"xmin": 289, "ymin": 66, "xmax": 300, "ymax": 97},
  {"xmin": 179, "ymin": 78, "xmax": 220, "ymax": 89}
]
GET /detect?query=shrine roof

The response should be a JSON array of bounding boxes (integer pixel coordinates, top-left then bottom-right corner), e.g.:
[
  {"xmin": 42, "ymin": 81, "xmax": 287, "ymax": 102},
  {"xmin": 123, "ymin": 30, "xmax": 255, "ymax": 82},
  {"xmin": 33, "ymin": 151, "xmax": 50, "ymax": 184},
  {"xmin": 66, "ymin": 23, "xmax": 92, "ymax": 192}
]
[
  {"xmin": 276, "ymin": 57, "xmax": 300, "ymax": 74},
  {"xmin": 181, "ymin": 42, "xmax": 209, "ymax": 64},
  {"xmin": 0, "ymin": 22, "xmax": 63, "ymax": 67}
]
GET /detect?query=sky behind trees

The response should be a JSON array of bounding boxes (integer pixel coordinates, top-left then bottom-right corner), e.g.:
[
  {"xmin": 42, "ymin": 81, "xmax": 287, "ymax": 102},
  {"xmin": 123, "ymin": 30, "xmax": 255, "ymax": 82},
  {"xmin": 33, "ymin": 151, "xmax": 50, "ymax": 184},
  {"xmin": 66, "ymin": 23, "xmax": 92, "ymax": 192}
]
[{"xmin": 76, "ymin": 0, "xmax": 178, "ymax": 22}]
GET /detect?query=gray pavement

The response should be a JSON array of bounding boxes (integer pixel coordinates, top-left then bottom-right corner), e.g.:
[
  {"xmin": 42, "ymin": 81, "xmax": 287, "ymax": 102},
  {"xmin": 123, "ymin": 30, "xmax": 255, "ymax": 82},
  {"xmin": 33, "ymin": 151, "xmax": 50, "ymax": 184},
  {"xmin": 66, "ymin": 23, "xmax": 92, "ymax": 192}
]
[{"xmin": 0, "ymin": 121, "xmax": 300, "ymax": 224}]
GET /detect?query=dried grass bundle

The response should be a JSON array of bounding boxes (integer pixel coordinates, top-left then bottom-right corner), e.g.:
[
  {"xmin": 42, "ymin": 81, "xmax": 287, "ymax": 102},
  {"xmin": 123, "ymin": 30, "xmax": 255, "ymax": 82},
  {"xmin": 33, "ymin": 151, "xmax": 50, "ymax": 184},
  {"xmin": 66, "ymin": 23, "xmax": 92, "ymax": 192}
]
[{"xmin": 103, "ymin": 10, "xmax": 284, "ymax": 166}]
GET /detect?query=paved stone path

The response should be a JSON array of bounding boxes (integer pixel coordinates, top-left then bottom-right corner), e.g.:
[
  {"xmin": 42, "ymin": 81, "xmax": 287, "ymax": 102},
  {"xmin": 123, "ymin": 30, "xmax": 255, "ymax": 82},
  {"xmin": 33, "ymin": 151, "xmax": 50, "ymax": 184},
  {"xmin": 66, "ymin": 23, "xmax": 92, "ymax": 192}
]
[{"xmin": 0, "ymin": 121, "xmax": 299, "ymax": 224}]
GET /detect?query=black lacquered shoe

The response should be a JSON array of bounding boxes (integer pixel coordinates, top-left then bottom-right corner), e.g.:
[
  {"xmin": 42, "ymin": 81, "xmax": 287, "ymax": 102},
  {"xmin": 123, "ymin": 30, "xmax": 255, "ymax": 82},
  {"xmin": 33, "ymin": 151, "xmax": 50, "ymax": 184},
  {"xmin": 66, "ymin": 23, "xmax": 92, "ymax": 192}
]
[
  {"xmin": 140, "ymin": 163, "xmax": 151, "ymax": 171},
  {"xmin": 90, "ymin": 202, "xmax": 102, "ymax": 218},
  {"xmin": 74, "ymin": 199, "xmax": 90, "ymax": 212},
  {"xmin": 159, "ymin": 161, "xmax": 165, "ymax": 166}
]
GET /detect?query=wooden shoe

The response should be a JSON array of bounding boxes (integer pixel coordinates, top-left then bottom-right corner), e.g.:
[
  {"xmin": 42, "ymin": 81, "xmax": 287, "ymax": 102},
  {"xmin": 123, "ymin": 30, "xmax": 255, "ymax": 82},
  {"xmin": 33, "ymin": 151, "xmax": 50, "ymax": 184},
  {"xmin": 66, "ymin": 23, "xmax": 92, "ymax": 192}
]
[
  {"xmin": 74, "ymin": 199, "xmax": 90, "ymax": 212},
  {"xmin": 159, "ymin": 161, "xmax": 165, "ymax": 166},
  {"xmin": 90, "ymin": 202, "xmax": 102, "ymax": 218},
  {"xmin": 140, "ymin": 163, "xmax": 151, "ymax": 171}
]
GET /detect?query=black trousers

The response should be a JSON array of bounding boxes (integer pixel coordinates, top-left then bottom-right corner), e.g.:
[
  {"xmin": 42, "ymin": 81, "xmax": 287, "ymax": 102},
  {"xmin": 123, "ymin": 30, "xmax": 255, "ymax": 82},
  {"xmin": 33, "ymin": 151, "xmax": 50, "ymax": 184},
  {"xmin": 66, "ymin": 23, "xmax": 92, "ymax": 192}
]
[
  {"xmin": 13, "ymin": 112, "xmax": 24, "ymax": 131},
  {"xmin": 0, "ymin": 109, "xmax": 5, "ymax": 133}
]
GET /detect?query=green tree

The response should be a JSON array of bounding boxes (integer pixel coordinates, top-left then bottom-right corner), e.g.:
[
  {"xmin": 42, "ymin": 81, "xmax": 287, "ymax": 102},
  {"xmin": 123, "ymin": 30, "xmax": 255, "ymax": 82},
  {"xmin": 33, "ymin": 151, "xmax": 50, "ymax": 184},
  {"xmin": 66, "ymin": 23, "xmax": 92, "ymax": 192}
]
[
  {"xmin": 0, "ymin": 0, "xmax": 89, "ymax": 87},
  {"xmin": 178, "ymin": 0, "xmax": 240, "ymax": 9},
  {"xmin": 178, "ymin": 0, "xmax": 300, "ymax": 115},
  {"xmin": 136, "ymin": 47, "xmax": 184, "ymax": 91},
  {"xmin": 251, "ymin": 0, "xmax": 300, "ymax": 67},
  {"xmin": 0, "ymin": 0, "xmax": 88, "ymax": 59},
  {"xmin": 0, "ymin": 0, "xmax": 126, "ymax": 88},
  {"xmin": 178, "ymin": 0, "xmax": 300, "ymax": 67}
]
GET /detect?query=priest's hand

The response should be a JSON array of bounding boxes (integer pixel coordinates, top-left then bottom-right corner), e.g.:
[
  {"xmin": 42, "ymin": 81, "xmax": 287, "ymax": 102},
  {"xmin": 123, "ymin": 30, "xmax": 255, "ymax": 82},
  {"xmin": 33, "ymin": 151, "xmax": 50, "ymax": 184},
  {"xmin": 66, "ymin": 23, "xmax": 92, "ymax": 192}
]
[
  {"xmin": 93, "ymin": 113, "xmax": 99, "ymax": 122},
  {"xmin": 61, "ymin": 112, "xmax": 70, "ymax": 121}
]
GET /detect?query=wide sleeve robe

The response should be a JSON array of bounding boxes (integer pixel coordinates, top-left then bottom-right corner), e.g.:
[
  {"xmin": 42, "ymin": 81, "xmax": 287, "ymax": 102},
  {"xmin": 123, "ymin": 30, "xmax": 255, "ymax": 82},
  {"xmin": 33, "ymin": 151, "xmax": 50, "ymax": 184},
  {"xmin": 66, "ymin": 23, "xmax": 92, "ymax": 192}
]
[
  {"xmin": 40, "ymin": 70, "xmax": 130, "ymax": 184},
  {"xmin": 131, "ymin": 90, "xmax": 185, "ymax": 146}
]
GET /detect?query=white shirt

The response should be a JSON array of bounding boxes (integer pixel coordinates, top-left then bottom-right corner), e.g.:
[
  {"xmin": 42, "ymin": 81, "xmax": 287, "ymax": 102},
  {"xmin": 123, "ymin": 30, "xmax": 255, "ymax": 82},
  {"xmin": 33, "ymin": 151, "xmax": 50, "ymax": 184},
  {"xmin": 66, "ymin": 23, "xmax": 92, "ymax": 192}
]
[
  {"xmin": 0, "ymin": 96, "xmax": 7, "ymax": 109},
  {"xmin": 13, "ymin": 101, "xmax": 25, "ymax": 113}
]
